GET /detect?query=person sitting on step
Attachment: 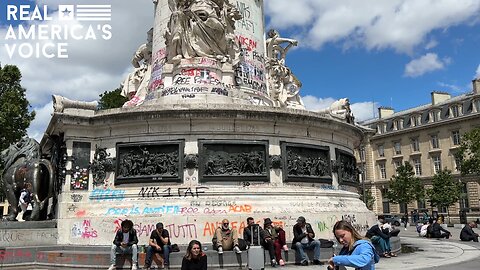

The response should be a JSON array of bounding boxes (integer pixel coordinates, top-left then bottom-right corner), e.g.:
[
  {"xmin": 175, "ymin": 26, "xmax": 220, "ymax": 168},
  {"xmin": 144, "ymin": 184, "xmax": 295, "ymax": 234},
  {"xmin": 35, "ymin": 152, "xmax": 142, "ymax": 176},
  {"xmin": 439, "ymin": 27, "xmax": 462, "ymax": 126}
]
[
  {"xmin": 212, "ymin": 218, "xmax": 243, "ymax": 254},
  {"xmin": 365, "ymin": 216, "xmax": 396, "ymax": 258},
  {"xmin": 144, "ymin": 222, "xmax": 171, "ymax": 269},
  {"xmin": 292, "ymin": 216, "xmax": 321, "ymax": 266},
  {"xmin": 108, "ymin": 219, "xmax": 139, "ymax": 270},
  {"xmin": 264, "ymin": 218, "xmax": 288, "ymax": 266}
]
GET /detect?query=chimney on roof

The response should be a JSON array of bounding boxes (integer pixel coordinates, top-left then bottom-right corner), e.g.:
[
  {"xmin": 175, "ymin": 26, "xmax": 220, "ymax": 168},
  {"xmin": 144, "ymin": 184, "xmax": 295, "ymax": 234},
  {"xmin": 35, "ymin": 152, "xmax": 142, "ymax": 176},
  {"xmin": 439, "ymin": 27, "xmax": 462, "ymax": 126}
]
[
  {"xmin": 378, "ymin": 107, "xmax": 394, "ymax": 119},
  {"xmin": 473, "ymin": 78, "xmax": 480, "ymax": 94},
  {"xmin": 431, "ymin": 91, "xmax": 451, "ymax": 105}
]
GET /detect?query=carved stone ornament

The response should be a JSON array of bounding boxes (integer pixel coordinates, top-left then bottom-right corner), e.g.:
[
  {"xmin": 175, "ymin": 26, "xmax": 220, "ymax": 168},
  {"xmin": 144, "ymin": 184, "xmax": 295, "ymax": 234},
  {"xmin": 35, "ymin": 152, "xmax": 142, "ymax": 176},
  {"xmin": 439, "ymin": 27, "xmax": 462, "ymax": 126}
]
[
  {"xmin": 335, "ymin": 150, "xmax": 359, "ymax": 185},
  {"xmin": 90, "ymin": 146, "xmax": 115, "ymax": 186},
  {"xmin": 184, "ymin": 154, "xmax": 199, "ymax": 169},
  {"xmin": 270, "ymin": 155, "xmax": 282, "ymax": 169}
]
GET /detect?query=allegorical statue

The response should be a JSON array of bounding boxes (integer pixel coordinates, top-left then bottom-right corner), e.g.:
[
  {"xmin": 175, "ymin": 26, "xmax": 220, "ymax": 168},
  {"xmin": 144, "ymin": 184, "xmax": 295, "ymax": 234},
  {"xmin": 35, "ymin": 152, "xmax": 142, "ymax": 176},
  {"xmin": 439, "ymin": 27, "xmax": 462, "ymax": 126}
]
[
  {"xmin": 265, "ymin": 29, "xmax": 304, "ymax": 109},
  {"xmin": 121, "ymin": 28, "xmax": 154, "ymax": 106},
  {"xmin": 319, "ymin": 98, "xmax": 355, "ymax": 124},
  {"xmin": 1, "ymin": 137, "xmax": 55, "ymax": 221},
  {"xmin": 165, "ymin": 0, "xmax": 242, "ymax": 63}
]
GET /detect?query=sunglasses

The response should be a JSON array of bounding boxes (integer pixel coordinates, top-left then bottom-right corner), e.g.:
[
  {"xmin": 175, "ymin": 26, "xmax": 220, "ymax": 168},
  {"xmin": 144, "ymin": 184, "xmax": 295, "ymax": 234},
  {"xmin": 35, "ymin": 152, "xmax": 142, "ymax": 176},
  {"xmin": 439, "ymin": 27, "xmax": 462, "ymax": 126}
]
[{"xmin": 223, "ymin": 223, "xmax": 229, "ymax": 226}]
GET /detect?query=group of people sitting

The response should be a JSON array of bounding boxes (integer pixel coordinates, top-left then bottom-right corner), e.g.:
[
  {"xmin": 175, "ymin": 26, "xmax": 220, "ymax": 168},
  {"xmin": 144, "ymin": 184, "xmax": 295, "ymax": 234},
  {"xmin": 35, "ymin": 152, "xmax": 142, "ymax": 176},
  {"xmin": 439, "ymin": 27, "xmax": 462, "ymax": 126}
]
[
  {"xmin": 107, "ymin": 216, "xmax": 322, "ymax": 270},
  {"xmin": 417, "ymin": 218, "xmax": 478, "ymax": 242},
  {"xmin": 417, "ymin": 217, "xmax": 452, "ymax": 239}
]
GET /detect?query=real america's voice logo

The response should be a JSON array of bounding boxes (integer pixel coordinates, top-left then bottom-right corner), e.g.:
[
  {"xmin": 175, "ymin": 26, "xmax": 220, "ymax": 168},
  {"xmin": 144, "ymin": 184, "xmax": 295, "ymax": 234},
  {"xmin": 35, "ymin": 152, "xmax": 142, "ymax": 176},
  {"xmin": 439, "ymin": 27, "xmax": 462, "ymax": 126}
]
[{"xmin": 4, "ymin": 4, "xmax": 113, "ymax": 59}]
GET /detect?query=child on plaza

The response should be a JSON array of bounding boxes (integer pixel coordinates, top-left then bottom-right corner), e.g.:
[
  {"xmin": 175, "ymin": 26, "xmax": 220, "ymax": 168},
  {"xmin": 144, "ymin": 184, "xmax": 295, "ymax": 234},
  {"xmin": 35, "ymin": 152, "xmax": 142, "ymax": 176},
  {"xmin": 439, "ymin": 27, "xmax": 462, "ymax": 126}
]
[{"xmin": 328, "ymin": 220, "xmax": 379, "ymax": 270}]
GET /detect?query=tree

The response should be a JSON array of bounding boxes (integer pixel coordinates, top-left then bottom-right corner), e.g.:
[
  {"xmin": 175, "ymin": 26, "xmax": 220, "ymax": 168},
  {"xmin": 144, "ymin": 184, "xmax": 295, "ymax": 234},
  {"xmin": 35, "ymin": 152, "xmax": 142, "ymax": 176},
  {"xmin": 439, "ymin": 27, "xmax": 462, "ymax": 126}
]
[
  {"xmin": 0, "ymin": 64, "xmax": 35, "ymax": 151},
  {"xmin": 426, "ymin": 169, "xmax": 462, "ymax": 224},
  {"xmin": 98, "ymin": 87, "xmax": 128, "ymax": 110},
  {"xmin": 385, "ymin": 162, "xmax": 424, "ymax": 214},
  {"xmin": 456, "ymin": 127, "xmax": 480, "ymax": 176},
  {"xmin": 359, "ymin": 187, "xmax": 375, "ymax": 210}
]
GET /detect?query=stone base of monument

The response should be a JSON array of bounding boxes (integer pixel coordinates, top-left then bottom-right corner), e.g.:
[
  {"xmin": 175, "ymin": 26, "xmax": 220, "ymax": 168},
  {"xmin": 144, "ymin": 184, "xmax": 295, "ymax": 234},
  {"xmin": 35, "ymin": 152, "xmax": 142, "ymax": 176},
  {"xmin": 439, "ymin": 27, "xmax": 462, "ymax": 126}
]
[{"xmin": 0, "ymin": 244, "xmax": 336, "ymax": 269}]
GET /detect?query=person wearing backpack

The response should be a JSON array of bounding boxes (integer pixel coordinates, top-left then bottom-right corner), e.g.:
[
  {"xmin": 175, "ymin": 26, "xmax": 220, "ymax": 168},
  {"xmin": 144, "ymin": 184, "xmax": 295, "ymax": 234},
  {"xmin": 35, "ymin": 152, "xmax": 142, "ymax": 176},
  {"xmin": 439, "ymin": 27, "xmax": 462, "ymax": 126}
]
[{"xmin": 328, "ymin": 220, "xmax": 380, "ymax": 270}]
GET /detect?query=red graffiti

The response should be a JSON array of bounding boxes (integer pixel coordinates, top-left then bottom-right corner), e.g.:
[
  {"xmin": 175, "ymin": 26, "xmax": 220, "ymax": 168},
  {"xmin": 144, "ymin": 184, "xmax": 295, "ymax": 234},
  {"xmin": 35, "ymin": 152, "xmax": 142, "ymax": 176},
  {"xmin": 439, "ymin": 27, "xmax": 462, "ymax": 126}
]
[{"xmin": 236, "ymin": 35, "xmax": 257, "ymax": 51}]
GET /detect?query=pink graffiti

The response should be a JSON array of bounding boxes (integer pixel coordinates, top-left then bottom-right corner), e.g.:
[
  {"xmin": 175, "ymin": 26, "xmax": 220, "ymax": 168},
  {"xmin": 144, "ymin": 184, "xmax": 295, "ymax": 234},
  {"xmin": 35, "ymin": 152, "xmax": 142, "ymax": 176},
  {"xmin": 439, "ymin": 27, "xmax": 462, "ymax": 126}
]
[{"xmin": 81, "ymin": 219, "xmax": 98, "ymax": 239}]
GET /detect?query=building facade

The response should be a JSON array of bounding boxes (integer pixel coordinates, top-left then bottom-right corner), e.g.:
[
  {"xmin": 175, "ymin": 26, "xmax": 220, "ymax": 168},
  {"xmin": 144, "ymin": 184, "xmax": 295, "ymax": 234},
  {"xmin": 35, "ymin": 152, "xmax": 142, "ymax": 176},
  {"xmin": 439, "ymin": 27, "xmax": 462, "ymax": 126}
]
[{"xmin": 357, "ymin": 79, "xmax": 480, "ymax": 223}]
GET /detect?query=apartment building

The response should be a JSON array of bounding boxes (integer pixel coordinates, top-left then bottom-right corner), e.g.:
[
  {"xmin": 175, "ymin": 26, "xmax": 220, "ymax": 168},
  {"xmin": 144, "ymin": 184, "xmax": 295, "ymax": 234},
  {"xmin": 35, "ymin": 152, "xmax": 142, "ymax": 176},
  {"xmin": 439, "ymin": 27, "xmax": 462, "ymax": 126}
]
[{"xmin": 357, "ymin": 79, "xmax": 480, "ymax": 223}]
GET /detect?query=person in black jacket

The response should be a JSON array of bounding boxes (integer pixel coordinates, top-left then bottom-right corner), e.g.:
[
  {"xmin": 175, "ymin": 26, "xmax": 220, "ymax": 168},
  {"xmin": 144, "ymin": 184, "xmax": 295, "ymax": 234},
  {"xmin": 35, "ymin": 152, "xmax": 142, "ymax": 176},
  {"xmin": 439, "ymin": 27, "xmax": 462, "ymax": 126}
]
[
  {"xmin": 292, "ymin": 216, "xmax": 321, "ymax": 266},
  {"xmin": 460, "ymin": 222, "xmax": 478, "ymax": 242},
  {"xmin": 108, "ymin": 219, "xmax": 139, "ymax": 270},
  {"xmin": 181, "ymin": 240, "xmax": 207, "ymax": 270},
  {"xmin": 431, "ymin": 217, "xmax": 451, "ymax": 239},
  {"xmin": 365, "ymin": 218, "xmax": 396, "ymax": 258}
]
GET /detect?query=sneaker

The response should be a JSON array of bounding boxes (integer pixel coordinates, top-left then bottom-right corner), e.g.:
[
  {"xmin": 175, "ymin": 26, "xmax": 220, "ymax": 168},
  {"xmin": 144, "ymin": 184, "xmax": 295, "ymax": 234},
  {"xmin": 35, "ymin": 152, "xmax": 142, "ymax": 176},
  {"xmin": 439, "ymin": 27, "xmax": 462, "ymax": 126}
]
[
  {"xmin": 271, "ymin": 259, "xmax": 277, "ymax": 267},
  {"xmin": 301, "ymin": 260, "xmax": 308, "ymax": 266},
  {"xmin": 107, "ymin": 264, "xmax": 116, "ymax": 270},
  {"xmin": 217, "ymin": 246, "xmax": 224, "ymax": 254},
  {"xmin": 282, "ymin": 245, "xmax": 289, "ymax": 251},
  {"xmin": 279, "ymin": 259, "xmax": 285, "ymax": 266},
  {"xmin": 132, "ymin": 265, "xmax": 138, "ymax": 270},
  {"xmin": 313, "ymin": 259, "xmax": 321, "ymax": 265},
  {"xmin": 233, "ymin": 246, "xmax": 242, "ymax": 254}
]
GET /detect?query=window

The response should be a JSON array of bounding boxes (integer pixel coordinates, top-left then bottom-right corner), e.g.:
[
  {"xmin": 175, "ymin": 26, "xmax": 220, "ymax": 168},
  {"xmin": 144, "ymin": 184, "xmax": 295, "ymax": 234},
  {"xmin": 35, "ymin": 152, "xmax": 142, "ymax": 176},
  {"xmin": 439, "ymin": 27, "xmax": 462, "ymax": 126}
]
[
  {"xmin": 394, "ymin": 160, "xmax": 403, "ymax": 170},
  {"xmin": 382, "ymin": 188, "xmax": 390, "ymax": 214},
  {"xmin": 433, "ymin": 155, "xmax": 442, "ymax": 174},
  {"xmin": 378, "ymin": 145, "xmax": 385, "ymax": 157},
  {"xmin": 459, "ymin": 183, "xmax": 469, "ymax": 209},
  {"xmin": 474, "ymin": 99, "xmax": 480, "ymax": 112},
  {"xmin": 451, "ymin": 105, "xmax": 460, "ymax": 117},
  {"xmin": 359, "ymin": 148, "xmax": 365, "ymax": 162},
  {"xmin": 411, "ymin": 138, "xmax": 420, "ymax": 152},
  {"xmin": 400, "ymin": 203, "xmax": 407, "ymax": 214},
  {"xmin": 413, "ymin": 158, "xmax": 422, "ymax": 176},
  {"xmin": 417, "ymin": 200, "xmax": 426, "ymax": 209},
  {"xmin": 431, "ymin": 134, "xmax": 439, "ymax": 149},
  {"xmin": 452, "ymin": 130, "xmax": 461, "ymax": 145},
  {"xmin": 394, "ymin": 142, "xmax": 401, "ymax": 155},
  {"xmin": 379, "ymin": 163, "xmax": 386, "ymax": 179}
]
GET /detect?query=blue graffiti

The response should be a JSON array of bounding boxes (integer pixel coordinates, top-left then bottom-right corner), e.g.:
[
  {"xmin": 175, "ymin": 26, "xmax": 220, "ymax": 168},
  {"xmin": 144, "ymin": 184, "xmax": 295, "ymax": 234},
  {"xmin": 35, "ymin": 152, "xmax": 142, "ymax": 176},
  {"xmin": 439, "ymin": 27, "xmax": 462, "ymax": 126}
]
[
  {"xmin": 106, "ymin": 205, "xmax": 180, "ymax": 216},
  {"xmin": 90, "ymin": 189, "xmax": 126, "ymax": 201}
]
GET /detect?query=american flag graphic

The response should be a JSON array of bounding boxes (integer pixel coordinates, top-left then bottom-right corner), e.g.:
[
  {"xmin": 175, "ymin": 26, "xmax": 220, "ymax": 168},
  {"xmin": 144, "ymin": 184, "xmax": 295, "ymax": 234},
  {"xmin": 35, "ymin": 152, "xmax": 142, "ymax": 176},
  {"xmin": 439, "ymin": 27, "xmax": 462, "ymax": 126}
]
[
  {"xmin": 58, "ymin": 4, "xmax": 111, "ymax": 21},
  {"xmin": 76, "ymin": 5, "xmax": 111, "ymax": 21}
]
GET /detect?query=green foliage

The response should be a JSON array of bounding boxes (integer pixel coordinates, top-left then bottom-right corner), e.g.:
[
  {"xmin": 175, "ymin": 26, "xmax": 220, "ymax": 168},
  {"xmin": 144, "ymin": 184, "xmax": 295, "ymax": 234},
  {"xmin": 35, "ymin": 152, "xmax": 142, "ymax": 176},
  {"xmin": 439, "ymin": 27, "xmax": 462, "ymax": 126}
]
[
  {"xmin": 98, "ymin": 87, "xmax": 128, "ymax": 110},
  {"xmin": 426, "ymin": 169, "xmax": 462, "ymax": 210},
  {"xmin": 359, "ymin": 187, "xmax": 375, "ymax": 210},
  {"xmin": 0, "ymin": 64, "xmax": 36, "ymax": 151},
  {"xmin": 385, "ymin": 162, "xmax": 424, "ymax": 211},
  {"xmin": 456, "ymin": 127, "xmax": 480, "ymax": 175}
]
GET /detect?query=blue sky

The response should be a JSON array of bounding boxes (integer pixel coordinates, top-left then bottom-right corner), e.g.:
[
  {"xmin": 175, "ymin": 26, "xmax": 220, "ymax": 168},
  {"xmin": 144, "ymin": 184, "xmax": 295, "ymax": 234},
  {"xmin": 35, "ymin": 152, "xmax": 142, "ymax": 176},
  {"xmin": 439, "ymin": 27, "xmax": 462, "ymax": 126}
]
[{"xmin": 1, "ymin": 0, "xmax": 479, "ymax": 141}]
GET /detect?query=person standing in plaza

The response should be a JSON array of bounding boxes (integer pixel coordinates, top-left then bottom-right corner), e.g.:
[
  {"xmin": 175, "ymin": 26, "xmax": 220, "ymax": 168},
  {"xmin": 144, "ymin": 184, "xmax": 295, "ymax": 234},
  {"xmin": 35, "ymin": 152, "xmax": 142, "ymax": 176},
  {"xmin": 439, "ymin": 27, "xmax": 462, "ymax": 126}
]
[
  {"xmin": 292, "ymin": 216, "xmax": 321, "ymax": 266},
  {"xmin": 108, "ymin": 219, "xmax": 139, "ymax": 270},
  {"xmin": 328, "ymin": 220, "xmax": 379, "ymax": 270},
  {"xmin": 181, "ymin": 240, "xmax": 207, "ymax": 270},
  {"xmin": 144, "ymin": 222, "xmax": 171, "ymax": 269}
]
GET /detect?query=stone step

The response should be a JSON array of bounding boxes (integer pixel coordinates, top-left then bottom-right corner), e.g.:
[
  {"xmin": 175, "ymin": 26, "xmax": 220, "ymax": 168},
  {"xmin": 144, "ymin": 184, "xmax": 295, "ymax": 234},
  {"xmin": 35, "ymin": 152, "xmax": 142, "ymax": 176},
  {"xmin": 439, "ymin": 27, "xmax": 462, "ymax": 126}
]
[{"xmin": 0, "ymin": 245, "xmax": 335, "ymax": 269}]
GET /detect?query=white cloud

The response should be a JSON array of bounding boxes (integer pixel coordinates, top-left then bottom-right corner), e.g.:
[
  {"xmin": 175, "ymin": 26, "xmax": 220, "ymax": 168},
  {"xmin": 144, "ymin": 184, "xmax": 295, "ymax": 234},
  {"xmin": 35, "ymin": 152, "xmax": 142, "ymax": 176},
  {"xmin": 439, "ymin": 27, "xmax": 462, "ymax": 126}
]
[
  {"xmin": 265, "ymin": 0, "xmax": 480, "ymax": 54},
  {"xmin": 404, "ymin": 53, "xmax": 447, "ymax": 77},
  {"xmin": 27, "ymin": 102, "xmax": 54, "ymax": 143},
  {"xmin": 302, "ymin": 95, "xmax": 337, "ymax": 111},
  {"xmin": 351, "ymin": 102, "xmax": 379, "ymax": 122},
  {"xmin": 302, "ymin": 95, "xmax": 378, "ymax": 122},
  {"xmin": 437, "ymin": 82, "xmax": 462, "ymax": 93},
  {"xmin": 476, "ymin": 64, "xmax": 480, "ymax": 78},
  {"xmin": 425, "ymin": 39, "xmax": 438, "ymax": 50}
]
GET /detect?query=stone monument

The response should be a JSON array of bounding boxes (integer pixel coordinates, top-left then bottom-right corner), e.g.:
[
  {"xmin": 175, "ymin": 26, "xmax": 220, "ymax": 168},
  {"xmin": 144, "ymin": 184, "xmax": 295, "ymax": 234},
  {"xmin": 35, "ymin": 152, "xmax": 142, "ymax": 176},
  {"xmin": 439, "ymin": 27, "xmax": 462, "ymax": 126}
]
[{"xmin": 2, "ymin": 0, "xmax": 374, "ymax": 249}]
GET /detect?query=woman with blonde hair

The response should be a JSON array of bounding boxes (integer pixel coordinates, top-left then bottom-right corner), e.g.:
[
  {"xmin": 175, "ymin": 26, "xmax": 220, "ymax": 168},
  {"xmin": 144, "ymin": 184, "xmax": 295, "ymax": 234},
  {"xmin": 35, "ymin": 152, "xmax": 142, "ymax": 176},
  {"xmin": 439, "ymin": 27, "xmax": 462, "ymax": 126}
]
[
  {"xmin": 181, "ymin": 240, "xmax": 207, "ymax": 270},
  {"xmin": 327, "ymin": 220, "xmax": 379, "ymax": 270}
]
